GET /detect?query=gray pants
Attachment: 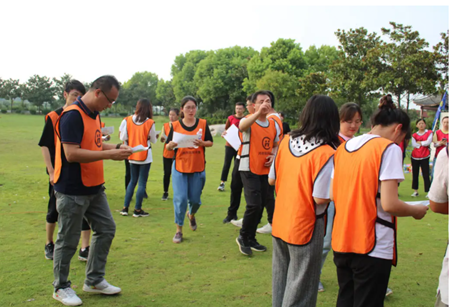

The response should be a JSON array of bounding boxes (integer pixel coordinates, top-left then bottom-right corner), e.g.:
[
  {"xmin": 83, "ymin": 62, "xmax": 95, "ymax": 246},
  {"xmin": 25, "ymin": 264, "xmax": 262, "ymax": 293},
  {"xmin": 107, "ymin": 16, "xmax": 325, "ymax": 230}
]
[
  {"xmin": 272, "ymin": 218, "xmax": 324, "ymax": 307},
  {"xmin": 53, "ymin": 190, "xmax": 116, "ymax": 289}
]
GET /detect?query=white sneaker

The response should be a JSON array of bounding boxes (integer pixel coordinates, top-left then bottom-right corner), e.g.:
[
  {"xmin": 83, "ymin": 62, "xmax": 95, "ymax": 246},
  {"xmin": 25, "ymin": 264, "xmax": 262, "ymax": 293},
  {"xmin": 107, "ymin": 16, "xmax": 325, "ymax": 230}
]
[
  {"xmin": 230, "ymin": 218, "xmax": 243, "ymax": 228},
  {"xmin": 53, "ymin": 287, "xmax": 82, "ymax": 306},
  {"xmin": 411, "ymin": 191, "xmax": 419, "ymax": 197},
  {"xmin": 257, "ymin": 223, "xmax": 272, "ymax": 234},
  {"xmin": 83, "ymin": 279, "xmax": 121, "ymax": 295}
]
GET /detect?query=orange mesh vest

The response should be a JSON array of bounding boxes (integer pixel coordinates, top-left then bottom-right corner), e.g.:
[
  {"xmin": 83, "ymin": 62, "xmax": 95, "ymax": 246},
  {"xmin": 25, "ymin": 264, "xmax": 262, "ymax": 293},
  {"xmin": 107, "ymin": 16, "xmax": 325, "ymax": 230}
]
[
  {"xmin": 332, "ymin": 137, "xmax": 398, "ymax": 265},
  {"xmin": 126, "ymin": 116, "xmax": 154, "ymax": 162},
  {"xmin": 101, "ymin": 122, "xmax": 105, "ymax": 128},
  {"xmin": 163, "ymin": 122, "xmax": 175, "ymax": 159},
  {"xmin": 173, "ymin": 119, "xmax": 207, "ymax": 173},
  {"xmin": 239, "ymin": 119, "xmax": 276, "ymax": 175},
  {"xmin": 272, "ymin": 137, "xmax": 335, "ymax": 245},
  {"xmin": 267, "ymin": 114, "xmax": 283, "ymax": 139},
  {"xmin": 338, "ymin": 135, "xmax": 346, "ymax": 143},
  {"xmin": 54, "ymin": 104, "xmax": 104, "ymax": 187},
  {"xmin": 45, "ymin": 110, "xmax": 60, "ymax": 149}
]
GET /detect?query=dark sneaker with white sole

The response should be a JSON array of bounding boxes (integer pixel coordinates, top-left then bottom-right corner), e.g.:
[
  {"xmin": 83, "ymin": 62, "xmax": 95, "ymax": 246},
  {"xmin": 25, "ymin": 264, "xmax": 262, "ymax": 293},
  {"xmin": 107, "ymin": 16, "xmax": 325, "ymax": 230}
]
[
  {"xmin": 45, "ymin": 242, "xmax": 54, "ymax": 260},
  {"xmin": 217, "ymin": 182, "xmax": 225, "ymax": 191},
  {"xmin": 173, "ymin": 232, "xmax": 183, "ymax": 243},
  {"xmin": 78, "ymin": 246, "xmax": 89, "ymax": 262},
  {"xmin": 236, "ymin": 236, "xmax": 252, "ymax": 256},
  {"xmin": 223, "ymin": 215, "xmax": 238, "ymax": 224},
  {"xmin": 161, "ymin": 192, "xmax": 169, "ymax": 201},
  {"xmin": 133, "ymin": 209, "xmax": 149, "ymax": 217},
  {"xmin": 187, "ymin": 213, "xmax": 197, "ymax": 231},
  {"xmin": 119, "ymin": 208, "xmax": 128, "ymax": 216},
  {"xmin": 249, "ymin": 239, "xmax": 267, "ymax": 252}
]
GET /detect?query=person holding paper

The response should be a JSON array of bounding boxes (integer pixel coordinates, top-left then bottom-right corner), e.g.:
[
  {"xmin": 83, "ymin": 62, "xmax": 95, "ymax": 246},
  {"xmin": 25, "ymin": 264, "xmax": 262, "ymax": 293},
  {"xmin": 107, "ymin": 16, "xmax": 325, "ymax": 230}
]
[
  {"xmin": 165, "ymin": 96, "xmax": 213, "ymax": 243},
  {"xmin": 119, "ymin": 99, "xmax": 157, "ymax": 217},
  {"xmin": 217, "ymin": 102, "xmax": 245, "ymax": 192},
  {"xmin": 331, "ymin": 95, "xmax": 428, "ymax": 307},
  {"xmin": 160, "ymin": 108, "xmax": 180, "ymax": 201}
]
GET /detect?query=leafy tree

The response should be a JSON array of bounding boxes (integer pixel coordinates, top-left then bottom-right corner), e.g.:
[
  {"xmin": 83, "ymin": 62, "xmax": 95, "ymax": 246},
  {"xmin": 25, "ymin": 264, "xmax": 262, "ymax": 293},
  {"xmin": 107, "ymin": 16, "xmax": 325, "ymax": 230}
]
[
  {"xmin": 26, "ymin": 75, "xmax": 55, "ymax": 113},
  {"xmin": 434, "ymin": 30, "xmax": 449, "ymax": 90},
  {"xmin": 53, "ymin": 73, "xmax": 73, "ymax": 101},
  {"xmin": 0, "ymin": 78, "xmax": 20, "ymax": 112},
  {"xmin": 121, "ymin": 71, "xmax": 159, "ymax": 108},
  {"xmin": 304, "ymin": 45, "xmax": 339, "ymax": 74},
  {"xmin": 156, "ymin": 79, "xmax": 176, "ymax": 112}
]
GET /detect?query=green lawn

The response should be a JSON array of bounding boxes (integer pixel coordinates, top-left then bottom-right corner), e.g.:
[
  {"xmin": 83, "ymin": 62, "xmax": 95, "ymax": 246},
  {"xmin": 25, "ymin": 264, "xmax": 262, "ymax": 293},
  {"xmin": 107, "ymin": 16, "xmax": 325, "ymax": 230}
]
[{"xmin": 0, "ymin": 114, "xmax": 447, "ymax": 307}]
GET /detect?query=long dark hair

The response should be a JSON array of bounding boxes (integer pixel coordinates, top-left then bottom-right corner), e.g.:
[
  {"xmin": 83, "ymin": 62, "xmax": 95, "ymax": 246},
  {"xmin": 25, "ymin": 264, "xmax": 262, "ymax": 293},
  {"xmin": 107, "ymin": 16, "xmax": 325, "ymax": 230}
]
[
  {"xmin": 291, "ymin": 95, "xmax": 340, "ymax": 147},
  {"xmin": 135, "ymin": 99, "xmax": 153, "ymax": 122},
  {"xmin": 371, "ymin": 94, "xmax": 410, "ymax": 135}
]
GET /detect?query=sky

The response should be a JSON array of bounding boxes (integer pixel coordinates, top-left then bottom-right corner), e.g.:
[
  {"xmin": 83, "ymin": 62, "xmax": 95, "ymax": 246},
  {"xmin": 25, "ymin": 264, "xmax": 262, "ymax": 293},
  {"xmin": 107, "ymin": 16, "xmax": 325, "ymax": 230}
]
[{"xmin": 0, "ymin": 1, "xmax": 448, "ymax": 85}]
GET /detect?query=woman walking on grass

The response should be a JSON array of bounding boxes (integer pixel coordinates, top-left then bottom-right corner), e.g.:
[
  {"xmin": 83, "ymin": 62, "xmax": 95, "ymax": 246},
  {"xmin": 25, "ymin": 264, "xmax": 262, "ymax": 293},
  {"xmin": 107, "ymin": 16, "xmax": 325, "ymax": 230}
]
[
  {"xmin": 165, "ymin": 96, "xmax": 213, "ymax": 243},
  {"xmin": 119, "ymin": 99, "xmax": 157, "ymax": 217},
  {"xmin": 160, "ymin": 108, "xmax": 180, "ymax": 201}
]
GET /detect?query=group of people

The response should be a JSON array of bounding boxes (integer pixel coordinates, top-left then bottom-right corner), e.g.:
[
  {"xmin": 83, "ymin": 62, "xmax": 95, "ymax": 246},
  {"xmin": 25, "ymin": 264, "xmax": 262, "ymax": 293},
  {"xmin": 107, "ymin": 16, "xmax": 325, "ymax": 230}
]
[{"xmin": 38, "ymin": 76, "xmax": 448, "ymax": 307}]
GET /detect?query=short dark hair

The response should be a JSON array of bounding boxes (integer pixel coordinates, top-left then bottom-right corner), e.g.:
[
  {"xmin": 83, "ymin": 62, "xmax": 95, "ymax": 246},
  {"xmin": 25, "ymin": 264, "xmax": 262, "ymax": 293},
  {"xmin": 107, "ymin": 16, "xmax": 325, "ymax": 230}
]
[
  {"xmin": 371, "ymin": 94, "xmax": 410, "ymax": 135},
  {"xmin": 339, "ymin": 102, "xmax": 362, "ymax": 122},
  {"xmin": 246, "ymin": 94, "xmax": 253, "ymax": 102},
  {"xmin": 90, "ymin": 75, "xmax": 120, "ymax": 92},
  {"xmin": 181, "ymin": 95, "xmax": 197, "ymax": 108},
  {"xmin": 279, "ymin": 112, "xmax": 285, "ymax": 118},
  {"xmin": 251, "ymin": 90, "xmax": 272, "ymax": 104},
  {"xmin": 169, "ymin": 108, "xmax": 180, "ymax": 116},
  {"xmin": 291, "ymin": 95, "xmax": 340, "ymax": 148},
  {"xmin": 416, "ymin": 118, "xmax": 426, "ymax": 125},
  {"xmin": 267, "ymin": 90, "xmax": 275, "ymax": 108},
  {"xmin": 235, "ymin": 102, "xmax": 245, "ymax": 108},
  {"xmin": 65, "ymin": 79, "xmax": 86, "ymax": 95}
]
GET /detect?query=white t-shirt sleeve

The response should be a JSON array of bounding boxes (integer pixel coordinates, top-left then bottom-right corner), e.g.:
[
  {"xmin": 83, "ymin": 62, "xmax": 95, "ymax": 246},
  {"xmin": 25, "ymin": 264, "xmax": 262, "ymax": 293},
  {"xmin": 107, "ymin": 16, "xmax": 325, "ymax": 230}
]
[
  {"xmin": 269, "ymin": 160, "xmax": 276, "ymax": 180},
  {"xmin": 379, "ymin": 144, "xmax": 404, "ymax": 182},
  {"xmin": 160, "ymin": 125, "xmax": 167, "ymax": 139},
  {"xmin": 313, "ymin": 158, "xmax": 334, "ymax": 199},
  {"xmin": 149, "ymin": 124, "xmax": 157, "ymax": 144},
  {"xmin": 274, "ymin": 121, "xmax": 281, "ymax": 143},
  {"xmin": 422, "ymin": 131, "xmax": 433, "ymax": 147},
  {"xmin": 119, "ymin": 119, "xmax": 128, "ymax": 142},
  {"xmin": 428, "ymin": 149, "xmax": 449, "ymax": 203},
  {"xmin": 411, "ymin": 137, "xmax": 420, "ymax": 149}
]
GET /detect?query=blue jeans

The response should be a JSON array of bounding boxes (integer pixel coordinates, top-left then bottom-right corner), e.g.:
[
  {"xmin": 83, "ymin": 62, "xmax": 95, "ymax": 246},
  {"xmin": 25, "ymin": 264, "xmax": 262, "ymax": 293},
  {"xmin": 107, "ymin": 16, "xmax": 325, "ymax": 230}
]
[
  {"xmin": 321, "ymin": 202, "xmax": 334, "ymax": 273},
  {"xmin": 123, "ymin": 163, "xmax": 151, "ymax": 210},
  {"xmin": 172, "ymin": 163, "xmax": 206, "ymax": 226}
]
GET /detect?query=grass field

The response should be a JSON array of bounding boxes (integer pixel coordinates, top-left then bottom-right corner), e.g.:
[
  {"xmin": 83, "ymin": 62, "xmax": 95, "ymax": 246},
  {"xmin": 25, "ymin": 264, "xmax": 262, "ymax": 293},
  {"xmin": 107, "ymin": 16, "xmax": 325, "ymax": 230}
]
[{"xmin": 0, "ymin": 113, "xmax": 447, "ymax": 307}]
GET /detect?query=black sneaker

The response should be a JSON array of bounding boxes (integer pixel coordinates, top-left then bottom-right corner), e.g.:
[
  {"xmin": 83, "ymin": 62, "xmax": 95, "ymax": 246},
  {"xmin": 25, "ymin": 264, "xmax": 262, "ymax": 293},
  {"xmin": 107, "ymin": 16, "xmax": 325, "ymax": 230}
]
[
  {"xmin": 187, "ymin": 213, "xmax": 197, "ymax": 231},
  {"xmin": 249, "ymin": 239, "xmax": 267, "ymax": 252},
  {"xmin": 133, "ymin": 209, "xmax": 149, "ymax": 217},
  {"xmin": 45, "ymin": 242, "xmax": 54, "ymax": 260},
  {"xmin": 223, "ymin": 215, "xmax": 238, "ymax": 224},
  {"xmin": 236, "ymin": 236, "xmax": 252, "ymax": 256},
  {"xmin": 78, "ymin": 246, "xmax": 89, "ymax": 261},
  {"xmin": 119, "ymin": 208, "xmax": 128, "ymax": 216},
  {"xmin": 161, "ymin": 192, "xmax": 169, "ymax": 201},
  {"xmin": 217, "ymin": 182, "xmax": 225, "ymax": 191}
]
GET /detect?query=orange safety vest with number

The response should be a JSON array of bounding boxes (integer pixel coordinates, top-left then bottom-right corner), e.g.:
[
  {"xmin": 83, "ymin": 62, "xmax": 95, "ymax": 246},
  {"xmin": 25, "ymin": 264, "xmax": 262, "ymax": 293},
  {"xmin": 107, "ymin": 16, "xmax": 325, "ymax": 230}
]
[
  {"xmin": 267, "ymin": 113, "xmax": 283, "ymax": 140},
  {"xmin": 126, "ymin": 116, "xmax": 154, "ymax": 162},
  {"xmin": 239, "ymin": 119, "xmax": 277, "ymax": 175},
  {"xmin": 54, "ymin": 104, "xmax": 105, "ymax": 187},
  {"xmin": 272, "ymin": 136, "xmax": 335, "ymax": 245},
  {"xmin": 332, "ymin": 137, "xmax": 398, "ymax": 266},
  {"xmin": 173, "ymin": 119, "xmax": 207, "ymax": 173},
  {"xmin": 163, "ymin": 122, "xmax": 174, "ymax": 159}
]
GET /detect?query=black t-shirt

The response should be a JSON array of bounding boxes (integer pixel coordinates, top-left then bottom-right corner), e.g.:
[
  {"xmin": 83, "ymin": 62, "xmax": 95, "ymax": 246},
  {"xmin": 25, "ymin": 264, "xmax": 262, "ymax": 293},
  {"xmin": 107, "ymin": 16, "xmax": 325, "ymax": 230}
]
[
  {"xmin": 166, "ymin": 118, "xmax": 213, "ymax": 161},
  {"xmin": 38, "ymin": 107, "xmax": 64, "ymax": 167},
  {"xmin": 54, "ymin": 99, "xmax": 102, "ymax": 196},
  {"xmin": 282, "ymin": 122, "xmax": 291, "ymax": 135}
]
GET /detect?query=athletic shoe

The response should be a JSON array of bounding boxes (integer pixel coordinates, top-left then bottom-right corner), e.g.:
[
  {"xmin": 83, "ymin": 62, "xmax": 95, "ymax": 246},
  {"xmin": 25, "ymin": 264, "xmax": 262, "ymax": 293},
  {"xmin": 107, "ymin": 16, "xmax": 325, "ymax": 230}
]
[
  {"xmin": 217, "ymin": 182, "xmax": 225, "ymax": 191},
  {"xmin": 236, "ymin": 236, "xmax": 252, "ymax": 256},
  {"xmin": 119, "ymin": 208, "xmax": 128, "ymax": 216},
  {"xmin": 53, "ymin": 287, "xmax": 82, "ymax": 306},
  {"xmin": 78, "ymin": 246, "xmax": 89, "ymax": 262},
  {"xmin": 386, "ymin": 287, "xmax": 393, "ymax": 296},
  {"xmin": 83, "ymin": 279, "xmax": 121, "ymax": 295},
  {"xmin": 231, "ymin": 218, "xmax": 243, "ymax": 228},
  {"xmin": 173, "ymin": 232, "xmax": 183, "ymax": 243},
  {"xmin": 411, "ymin": 191, "xmax": 419, "ymax": 197},
  {"xmin": 257, "ymin": 223, "xmax": 272, "ymax": 234},
  {"xmin": 318, "ymin": 281, "xmax": 325, "ymax": 292},
  {"xmin": 249, "ymin": 239, "xmax": 267, "ymax": 252},
  {"xmin": 133, "ymin": 209, "xmax": 149, "ymax": 217},
  {"xmin": 187, "ymin": 213, "xmax": 197, "ymax": 231},
  {"xmin": 223, "ymin": 215, "xmax": 238, "ymax": 224},
  {"xmin": 161, "ymin": 192, "xmax": 169, "ymax": 201},
  {"xmin": 45, "ymin": 242, "xmax": 54, "ymax": 260}
]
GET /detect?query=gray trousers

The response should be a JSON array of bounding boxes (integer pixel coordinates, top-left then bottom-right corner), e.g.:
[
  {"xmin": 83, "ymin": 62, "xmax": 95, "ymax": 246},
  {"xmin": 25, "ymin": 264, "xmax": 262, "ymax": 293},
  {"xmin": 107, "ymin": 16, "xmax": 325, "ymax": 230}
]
[
  {"xmin": 272, "ymin": 218, "xmax": 324, "ymax": 307},
  {"xmin": 53, "ymin": 190, "xmax": 116, "ymax": 289}
]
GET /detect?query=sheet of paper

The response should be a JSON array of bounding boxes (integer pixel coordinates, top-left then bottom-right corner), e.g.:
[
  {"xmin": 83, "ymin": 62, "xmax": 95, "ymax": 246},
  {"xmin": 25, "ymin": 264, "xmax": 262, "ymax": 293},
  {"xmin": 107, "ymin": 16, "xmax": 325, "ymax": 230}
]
[
  {"xmin": 224, "ymin": 125, "xmax": 241, "ymax": 151},
  {"xmin": 173, "ymin": 131, "xmax": 199, "ymax": 148},
  {"xmin": 131, "ymin": 145, "xmax": 148, "ymax": 153},
  {"xmin": 405, "ymin": 200, "xmax": 430, "ymax": 206},
  {"xmin": 101, "ymin": 126, "xmax": 114, "ymax": 135}
]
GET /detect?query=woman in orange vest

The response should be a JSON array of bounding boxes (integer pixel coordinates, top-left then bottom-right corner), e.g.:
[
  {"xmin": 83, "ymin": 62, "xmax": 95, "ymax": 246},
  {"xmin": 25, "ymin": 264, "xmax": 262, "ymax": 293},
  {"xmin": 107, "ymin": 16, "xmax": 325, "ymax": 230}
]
[
  {"xmin": 160, "ymin": 108, "xmax": 179, "ymax": 201},
  {"xmin": 165, "ymin": 96, "xmax": 214, "ymax": 243},
  {"xmin": 269, "ymin": 95, "xmax": 340, "ymax": 307},
  {"xmin": 119, "ymin": 99, "xmax": 157, "ymax": 217},
  {"xmin": 331, "ymin": 95, "xmax": 428, "ymax": 307},
  {"xmin": 411, "ymin": 118, "xmax": 433, "ymax": 197},
  {"xmin": 318, "ymin": 102, "xmax": 363, "ymax": 292}
]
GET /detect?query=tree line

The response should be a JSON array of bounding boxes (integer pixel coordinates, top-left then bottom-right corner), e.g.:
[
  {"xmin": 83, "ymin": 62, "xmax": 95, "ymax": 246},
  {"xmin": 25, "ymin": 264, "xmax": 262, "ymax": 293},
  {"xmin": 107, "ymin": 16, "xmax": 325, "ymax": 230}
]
[{"xmin": 1, "ymin": 22, "xmax": 448, "ymax": 124}]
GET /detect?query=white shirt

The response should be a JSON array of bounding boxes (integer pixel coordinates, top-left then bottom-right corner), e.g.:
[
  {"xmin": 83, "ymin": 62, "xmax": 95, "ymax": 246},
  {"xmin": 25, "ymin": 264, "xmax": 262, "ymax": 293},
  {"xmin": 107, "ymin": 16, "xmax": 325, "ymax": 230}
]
[
  {"xmin": 332, "ymin": 134, "xmax": 404, "ymax": 260},
  {"xmin": 411, "ymin": 130, "xmax": 433, "ymax": 149},
  {"xmin": 119, "ymin": 115, "xmax": 157, "ymax": 164}
]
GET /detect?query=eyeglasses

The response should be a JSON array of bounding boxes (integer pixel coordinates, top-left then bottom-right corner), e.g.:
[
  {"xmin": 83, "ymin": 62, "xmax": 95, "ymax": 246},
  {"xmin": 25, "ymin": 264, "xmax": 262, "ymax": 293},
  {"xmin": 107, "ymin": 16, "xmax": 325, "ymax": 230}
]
[
  {"xmin": 101, "ymin": 89, "xmax": 115, "ymax": 104},
  {"xmin": 184, "ymin": 106, "xmax": 196, "ymax": 110}
]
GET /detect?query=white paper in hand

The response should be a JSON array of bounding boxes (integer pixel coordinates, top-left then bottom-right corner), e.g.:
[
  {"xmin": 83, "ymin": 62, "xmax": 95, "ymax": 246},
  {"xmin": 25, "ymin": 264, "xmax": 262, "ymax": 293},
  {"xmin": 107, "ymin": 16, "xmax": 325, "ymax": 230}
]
[
  {"xmin": 173, "ymin": 132, "xmax": 199, "ymax": 148},
  {"xmin": 405, "ymin": 200, "xmax": 430, "ymax": 206},
  {"xmin": 131, "ymin": 145, "xmax": 148, "ymax": 153},
  {"xmin": 224, "ymin": 125, "xmax": 241, "ymax": 151},
  {"xmin": 101, "ymin": 126, "xmax": 114, "ymax": 135}
]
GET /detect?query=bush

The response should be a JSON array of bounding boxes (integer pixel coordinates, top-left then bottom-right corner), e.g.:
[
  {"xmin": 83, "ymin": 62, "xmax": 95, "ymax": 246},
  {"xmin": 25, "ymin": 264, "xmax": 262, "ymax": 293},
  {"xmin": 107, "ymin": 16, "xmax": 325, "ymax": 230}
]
[
  {"xmin": 119, "ymin": 112, "xmax": 129, "ymax": 117},
  {"xmin": 1, "ymin": 109, "xmax": 7, "ymax": 114},
  {"xmin": 30, "ymin": 110, "xmax": 37, "ymax": 115}
]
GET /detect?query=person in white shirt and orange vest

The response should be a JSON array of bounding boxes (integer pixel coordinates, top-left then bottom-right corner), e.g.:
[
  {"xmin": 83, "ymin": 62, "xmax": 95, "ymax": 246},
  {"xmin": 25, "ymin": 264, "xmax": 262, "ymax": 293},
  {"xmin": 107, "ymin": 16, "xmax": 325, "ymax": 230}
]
[
  {"xmin": 52, "ymin": 76, "xmax": 132, "ymax": 306},
  {"xmin": 411, "ymin": 118, "xmax": 433, "ymax": 197},
  {"xmin": 269, "ymin": 95, "xmax": 340, "ymax": 307},
  {"xmin": 235, "ymin": 90, "xmax": 279, "ymax": 256},
  {"xmin": 331, "ymin": 94, "xmax": 428, "ymax": 307},
  {"xmin": 119, "ymin": 99, "xmax": 157, "ymax": 217},
  {"xmin": 165, "ymin": 96, "xmax": 214, "ymax": 243},
  {"xmin": 160, "ymin": 108, "xmax": 180, "ymax": 201}
]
